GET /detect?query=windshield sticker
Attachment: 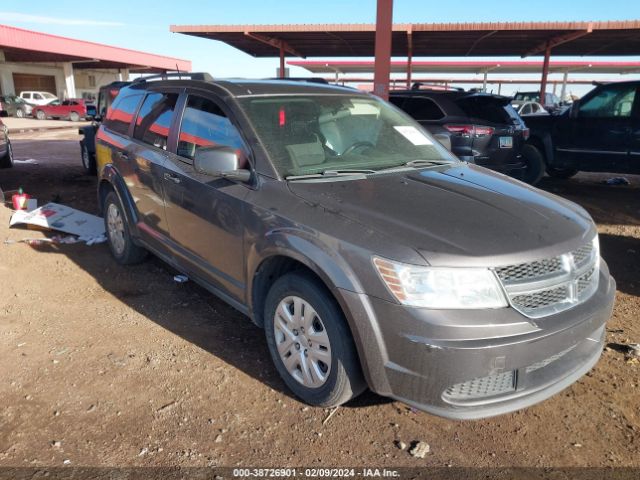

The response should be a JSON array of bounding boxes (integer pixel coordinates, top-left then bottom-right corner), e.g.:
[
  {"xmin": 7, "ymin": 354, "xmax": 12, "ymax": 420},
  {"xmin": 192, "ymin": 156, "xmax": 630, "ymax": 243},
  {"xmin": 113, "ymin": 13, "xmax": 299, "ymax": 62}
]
[{"xmin": 394, "ymin": 126, "xmax": 433, "ymax": 146}]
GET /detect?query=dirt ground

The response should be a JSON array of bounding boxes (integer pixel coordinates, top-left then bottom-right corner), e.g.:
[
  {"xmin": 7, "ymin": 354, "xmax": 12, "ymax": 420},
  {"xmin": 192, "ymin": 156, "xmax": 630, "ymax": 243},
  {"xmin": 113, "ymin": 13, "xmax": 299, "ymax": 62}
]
[{"xmin": 0, "ymin": 129, "xmax": 639, "ymax": 471}]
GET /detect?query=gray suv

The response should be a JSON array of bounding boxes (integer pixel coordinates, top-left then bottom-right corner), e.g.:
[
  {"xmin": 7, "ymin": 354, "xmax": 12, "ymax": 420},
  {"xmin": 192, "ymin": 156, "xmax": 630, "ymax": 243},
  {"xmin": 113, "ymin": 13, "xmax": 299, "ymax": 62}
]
[{"xmin": 96, "ymin": 75, "xmax": 615, "ymax": 419}]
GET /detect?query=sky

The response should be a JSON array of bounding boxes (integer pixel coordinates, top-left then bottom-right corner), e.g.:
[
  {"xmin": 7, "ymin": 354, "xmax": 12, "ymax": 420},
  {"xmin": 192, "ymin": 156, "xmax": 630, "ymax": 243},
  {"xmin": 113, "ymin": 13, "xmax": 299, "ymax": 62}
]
[{"xmin": 2, "ymin": 0, "xmax": 640, "ymax": 97}]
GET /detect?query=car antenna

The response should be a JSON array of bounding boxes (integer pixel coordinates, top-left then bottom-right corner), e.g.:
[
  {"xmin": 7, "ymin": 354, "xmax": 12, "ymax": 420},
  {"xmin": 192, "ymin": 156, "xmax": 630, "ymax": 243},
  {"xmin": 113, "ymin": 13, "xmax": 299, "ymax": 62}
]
[{"xmin": 176, "ymin": 64, "xmax": 181, "ymax": 80}]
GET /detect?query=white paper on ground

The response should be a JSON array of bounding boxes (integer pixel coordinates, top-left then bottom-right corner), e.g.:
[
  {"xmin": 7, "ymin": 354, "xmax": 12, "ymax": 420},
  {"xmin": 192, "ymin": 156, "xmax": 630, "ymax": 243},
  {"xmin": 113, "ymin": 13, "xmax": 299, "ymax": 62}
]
[
  {"xmin": 393, "ymin": 126, "xmax": 433, "ymax": 146},
  {"xmin": 9, "ymin": 202, "xmax": 105, "ymax": 237}
]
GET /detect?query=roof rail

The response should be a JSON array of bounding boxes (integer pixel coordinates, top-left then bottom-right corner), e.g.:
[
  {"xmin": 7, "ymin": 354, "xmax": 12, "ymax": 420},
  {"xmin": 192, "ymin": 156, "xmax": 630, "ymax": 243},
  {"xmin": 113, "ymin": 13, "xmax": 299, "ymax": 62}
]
[
  {"xmin": 132, "ymin": 72, "xmax": 214, "ymax": 84},
  {"xmin": 410, "ymin": 81, "xmax": 464, "ymax": 92},
  {"xmin": 266, "ymin": 77, "xmax": 329, "ymax": 84}
]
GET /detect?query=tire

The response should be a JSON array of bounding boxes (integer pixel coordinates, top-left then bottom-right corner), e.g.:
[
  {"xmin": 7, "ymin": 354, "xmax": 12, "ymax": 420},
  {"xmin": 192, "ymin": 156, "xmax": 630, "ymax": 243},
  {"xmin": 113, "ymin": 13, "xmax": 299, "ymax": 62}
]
[
  {"xmin": 35, "ymin": 110, "xmax": 46, "ymax": 120},
  {"xmin": 69, "ymin": 111, "xmax": 80, "ymax": 122},
  {"xmin": 103, "ymin": 192, "xmax": 147, "ymax": 265},
  {"xmin": 264, "ymin": 272, "xmax": 366, "ymax": 408},
  {"xmin": 546, "ymin": 165, "xmax": 579, "ymax": 179},
  {"xmin": 80, "ymin": 142, "xmax": 97, "ymax": 175},
  {"xmin": 0, "ymin": 139, "xmax": 13, "ymax": 169},
  {"xmin": 521, "ymin": 144, "xmax": 545, "ymax": 185},
  {"xmin": 16, "ymin": 109, "xmax": 24, "ymax": 119}
]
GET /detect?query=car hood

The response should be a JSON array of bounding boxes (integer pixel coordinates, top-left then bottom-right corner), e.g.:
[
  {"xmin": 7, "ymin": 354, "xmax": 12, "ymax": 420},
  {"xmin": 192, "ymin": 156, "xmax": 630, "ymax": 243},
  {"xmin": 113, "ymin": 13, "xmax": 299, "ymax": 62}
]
[{"xmin": 287, "ymin": 164, "xmax": 595, "ymax": 267}]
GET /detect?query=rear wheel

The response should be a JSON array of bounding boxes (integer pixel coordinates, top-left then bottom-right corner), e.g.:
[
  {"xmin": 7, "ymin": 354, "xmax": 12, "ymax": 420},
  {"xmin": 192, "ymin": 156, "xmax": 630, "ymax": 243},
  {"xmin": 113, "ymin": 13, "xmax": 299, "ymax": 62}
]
[
  {"xmin": 0, "ymin": 139, "xmax": 13, "ymax": 169},
  {"xmin": 35, "ymin": 110, "xmax": 46, "ymax": 120},
  {"xmin": 81, "ymin": 143, "xmax": 97, "ymax": 175},
  {"xmin": 546, "ymin": 165, "xmax": 578, "ymax": 179},
  {"xmin": 69, "ymin": 111, "xmax": 80, "ymax": 122},
  {"xmin": 264, "ymin": 273, "xmax": 365, "ymax": 408},
  {"xmin": 104, "ymin": 192, "xmax": 147, "ymax": 265},
  {"xmin": 16, "ymin": 109, "xmax": 24, "ymax": 119},
  {"xmin": 521, "ymin": 144, "xmax": 545, "ymax": 185}
]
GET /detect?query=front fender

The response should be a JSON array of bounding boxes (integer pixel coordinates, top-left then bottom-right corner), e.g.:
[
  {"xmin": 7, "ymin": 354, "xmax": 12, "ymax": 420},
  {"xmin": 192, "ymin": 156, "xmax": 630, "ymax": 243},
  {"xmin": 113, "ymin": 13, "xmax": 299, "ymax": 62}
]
[{"xmin": 99, "ymin": 164, "xmax": 140, "ymax": 238}]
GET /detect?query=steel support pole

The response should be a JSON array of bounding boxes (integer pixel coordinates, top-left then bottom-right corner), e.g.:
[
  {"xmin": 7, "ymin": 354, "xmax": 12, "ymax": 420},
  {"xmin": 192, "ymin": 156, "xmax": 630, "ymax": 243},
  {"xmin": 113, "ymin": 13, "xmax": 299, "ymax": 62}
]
[
  {"xmin": 560, "ymin": 70, "xmax": 569, "ymax": 102},
  {"xmin": 406, "ymin": 28, "xmax": 413, "ymax": 89},
  {"xmin": 373, "ymin": 0, "xmax": 393, "ymax": 100},
  {"xmin": 279, "ymin": 44, "xmax": 285, "ymax": 78},
  {"xmin": 540, "ymin": 42, "xmax": 551, "ymax": 105},
  {"xmin": 483, "ymin": 71, "xmax": 488, "ymax": 91}
]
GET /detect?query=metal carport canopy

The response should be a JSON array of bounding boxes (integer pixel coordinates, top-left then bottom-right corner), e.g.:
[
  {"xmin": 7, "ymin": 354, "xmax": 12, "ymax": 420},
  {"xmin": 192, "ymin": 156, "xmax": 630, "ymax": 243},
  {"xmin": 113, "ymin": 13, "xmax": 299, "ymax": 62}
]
[
  {"xmin": 1, "ymin": 24, "xmax": 192, "ymax": 73},
  {"xmin": 170, "ymin": 21, "xmax": 640, "ymax": 58},
  {"xmin": 287, "ymin": 60, "xmax": 640, "ymax": 75}
]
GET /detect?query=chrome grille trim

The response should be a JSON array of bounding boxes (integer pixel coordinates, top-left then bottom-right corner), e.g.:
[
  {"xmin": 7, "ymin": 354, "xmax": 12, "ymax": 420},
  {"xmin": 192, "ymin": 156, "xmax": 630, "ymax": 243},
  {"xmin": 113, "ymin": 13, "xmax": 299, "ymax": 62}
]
[{"xmin": 494, "ymin": 239, "xmax": 599, "ymax": 319}]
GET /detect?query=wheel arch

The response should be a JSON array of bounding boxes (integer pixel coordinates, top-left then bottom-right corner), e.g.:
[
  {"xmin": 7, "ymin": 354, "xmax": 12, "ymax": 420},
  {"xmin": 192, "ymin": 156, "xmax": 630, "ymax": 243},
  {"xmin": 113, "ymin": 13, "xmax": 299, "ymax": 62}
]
[{"xmin": 98, "ymin": 164, "xmax": 140, "ymax": 237}]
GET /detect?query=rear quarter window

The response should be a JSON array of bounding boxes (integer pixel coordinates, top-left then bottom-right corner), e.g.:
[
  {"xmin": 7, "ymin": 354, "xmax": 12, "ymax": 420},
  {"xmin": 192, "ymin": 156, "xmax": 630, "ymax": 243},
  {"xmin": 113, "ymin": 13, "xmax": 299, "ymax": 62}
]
[{"xmin": 104, "ymin": 93, "xmax": 144, "ymax": 136}]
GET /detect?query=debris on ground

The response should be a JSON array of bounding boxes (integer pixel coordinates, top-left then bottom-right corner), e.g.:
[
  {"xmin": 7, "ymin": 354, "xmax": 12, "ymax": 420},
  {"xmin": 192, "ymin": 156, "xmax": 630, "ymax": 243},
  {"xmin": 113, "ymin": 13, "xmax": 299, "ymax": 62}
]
[
  {"xmin": 602, "ymin": 177, "xmax": 631, "ymax": 185},
  {"xmin": 395, "ymin": 440, "xmax": 407, "ymax": 450},
  {"xmin": 173, "ymin": 274, "xmax": 189, "ymax": 283},
  {"xmin": 408, "ymin": 441, "xmax": 430, "ymax": 458},
  {"xmin": 9, "ymin": 202, "xmax": 104, "ymax": 237},
  {"xmin": 322, "ymin": 407, "xmax": 339, "ymax": 425},
  {"xmin": 626, "ymin": 344, "xmax": 640, "ymax": 358},
  {"xmin": 4, "ymin": 233, "xmax": 106, "ymax": 247}
]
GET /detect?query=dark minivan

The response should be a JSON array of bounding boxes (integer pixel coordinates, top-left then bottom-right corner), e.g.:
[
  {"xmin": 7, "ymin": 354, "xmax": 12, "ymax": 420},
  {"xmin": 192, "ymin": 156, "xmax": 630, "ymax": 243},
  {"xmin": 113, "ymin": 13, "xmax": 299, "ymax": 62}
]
[
  {"xmin": 389, "ymin": 89, "xmax": 543, "ymax": 183},
  {"xmin": 96, "ymin": 75, "xmax": 615, "ymax": 419}
]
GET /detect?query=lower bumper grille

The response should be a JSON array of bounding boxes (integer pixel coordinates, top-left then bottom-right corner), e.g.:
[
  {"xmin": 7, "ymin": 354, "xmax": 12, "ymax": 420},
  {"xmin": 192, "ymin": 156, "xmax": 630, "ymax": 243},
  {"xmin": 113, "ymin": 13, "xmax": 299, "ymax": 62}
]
[{"xmin": 443, "ymin": 371, "xmax": 516, "ymax": 401}]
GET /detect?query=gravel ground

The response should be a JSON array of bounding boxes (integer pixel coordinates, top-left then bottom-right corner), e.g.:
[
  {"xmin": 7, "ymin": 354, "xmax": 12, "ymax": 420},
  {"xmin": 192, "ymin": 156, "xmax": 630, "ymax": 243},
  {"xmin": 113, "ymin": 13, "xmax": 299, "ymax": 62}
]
[{"xmin": 0, "ymin": 129, "xmax": 638, "ymax": 471}]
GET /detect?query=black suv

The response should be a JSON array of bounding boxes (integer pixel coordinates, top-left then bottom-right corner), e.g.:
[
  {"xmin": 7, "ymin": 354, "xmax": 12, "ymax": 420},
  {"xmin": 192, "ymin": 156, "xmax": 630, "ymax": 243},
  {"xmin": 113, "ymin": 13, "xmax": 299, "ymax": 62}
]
[
  {"xmin": 389, "ymin": 89, "xmax": 541, "ymax": 183},
  {"xmin": 525, "ymin": 80, "xmax": 640, "ymax": 178},
  {"xmin": 96, "ymin": 75, "xmax": 614, "ymax": 419},
  {"xmin": 79, "ymin": 81, "xmax": 130, "ymax": 175}
]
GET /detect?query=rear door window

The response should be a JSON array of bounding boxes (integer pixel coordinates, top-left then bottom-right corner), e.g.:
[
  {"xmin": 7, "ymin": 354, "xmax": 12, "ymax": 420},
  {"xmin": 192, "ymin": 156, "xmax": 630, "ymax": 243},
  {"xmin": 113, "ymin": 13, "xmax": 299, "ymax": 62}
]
[
  {"xmin": 177, "ymin": 95, "xmax": 247, "ymax": 162},
  {"xmin": 105, "ymin": 93, "xmax": 143, "ymax": 135},
  {"xmin": 133, "ymin": 92, "xmax": 178, "ymax": 150}
]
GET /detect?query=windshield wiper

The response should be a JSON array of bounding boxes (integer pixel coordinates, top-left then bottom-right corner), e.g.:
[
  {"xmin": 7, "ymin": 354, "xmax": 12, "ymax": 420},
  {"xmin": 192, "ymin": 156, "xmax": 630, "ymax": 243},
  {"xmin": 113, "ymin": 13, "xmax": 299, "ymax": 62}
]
[
  {"xmin": 374, "ymin": 159, "xmax": 452, "ymax": 173},
  {"xmin": 286, "ymin": 169, "xmax": 375, "ymax": 180}
]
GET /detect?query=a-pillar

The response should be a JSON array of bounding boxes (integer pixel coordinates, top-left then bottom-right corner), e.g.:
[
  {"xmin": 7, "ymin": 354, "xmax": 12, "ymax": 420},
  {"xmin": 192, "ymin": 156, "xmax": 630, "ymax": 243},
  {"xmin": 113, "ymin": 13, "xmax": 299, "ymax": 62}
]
[{"xmin": 63, "ymin": 62, "xmax": 76, "ymax": 99}]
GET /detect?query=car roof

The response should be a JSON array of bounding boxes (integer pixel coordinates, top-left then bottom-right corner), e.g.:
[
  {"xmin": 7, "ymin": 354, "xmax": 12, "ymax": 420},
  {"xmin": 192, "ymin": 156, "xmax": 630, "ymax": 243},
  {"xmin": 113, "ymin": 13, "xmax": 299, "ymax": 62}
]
[
  {"xmin": 390, "ymin": 89, "xmax": 510, "ymax": 102},
  {"xmin": 125, "ymin": 78, "xmax": 364, "ymax": 98}
]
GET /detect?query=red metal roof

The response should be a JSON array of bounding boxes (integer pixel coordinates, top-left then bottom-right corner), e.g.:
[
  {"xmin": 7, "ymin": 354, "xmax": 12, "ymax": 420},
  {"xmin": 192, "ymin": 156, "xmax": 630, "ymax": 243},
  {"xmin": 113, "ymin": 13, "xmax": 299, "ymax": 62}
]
[
  {"xmin": 289, "ymin": 60, "xmax": 640, "ymax": 75},
  {"xmin": 0, "ymin": 24, "xmax": 191, "ymax": 73},
  {"xmin": 171, "ymin": 20, "xmax": 640, "ymax": 58}
]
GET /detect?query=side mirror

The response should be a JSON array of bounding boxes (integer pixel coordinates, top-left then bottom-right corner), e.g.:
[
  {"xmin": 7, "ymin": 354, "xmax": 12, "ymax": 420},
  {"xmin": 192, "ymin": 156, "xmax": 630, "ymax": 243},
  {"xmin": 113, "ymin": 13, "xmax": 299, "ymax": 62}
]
[
  {"xmin": 85, "ymin": 105, "xmax": 97, "ymax": 120},
  {"xmin": 433, "ymin": 133, "xmax": 452, "ymax": 152},
  {"xmin": 194, "ymin": 146, "xmax": 251, "ymax": 182}
]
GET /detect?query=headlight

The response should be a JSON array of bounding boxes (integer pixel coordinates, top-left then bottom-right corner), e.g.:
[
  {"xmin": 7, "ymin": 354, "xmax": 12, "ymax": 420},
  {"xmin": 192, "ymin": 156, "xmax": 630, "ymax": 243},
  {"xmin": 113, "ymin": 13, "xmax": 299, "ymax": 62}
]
[{"xmin": 373, "ymin": 257, "xmax": 508, "ymax": 309}]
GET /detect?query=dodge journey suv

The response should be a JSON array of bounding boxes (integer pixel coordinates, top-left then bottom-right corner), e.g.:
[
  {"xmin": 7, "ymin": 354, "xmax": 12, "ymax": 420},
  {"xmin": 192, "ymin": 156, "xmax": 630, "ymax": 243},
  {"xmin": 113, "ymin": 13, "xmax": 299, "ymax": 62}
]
[{"xmin": 96, "ymin": 74, "xmax": 615, "ymax": 419}]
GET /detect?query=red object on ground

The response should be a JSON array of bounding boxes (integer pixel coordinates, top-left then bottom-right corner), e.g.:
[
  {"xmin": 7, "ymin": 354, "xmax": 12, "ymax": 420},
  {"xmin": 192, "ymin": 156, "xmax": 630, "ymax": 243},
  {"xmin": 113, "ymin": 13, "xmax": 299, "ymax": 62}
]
[{"xmin": 12, "ymin": 188, "xmax": 30, "ymax": 210}]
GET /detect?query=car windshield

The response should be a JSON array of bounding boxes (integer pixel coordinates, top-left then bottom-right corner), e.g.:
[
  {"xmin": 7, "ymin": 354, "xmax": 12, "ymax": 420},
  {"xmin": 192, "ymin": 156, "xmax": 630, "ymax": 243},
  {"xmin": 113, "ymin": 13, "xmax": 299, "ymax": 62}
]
[{"xmin": 241, "ymin": 94, "xmax": 457, "ymax": 178}]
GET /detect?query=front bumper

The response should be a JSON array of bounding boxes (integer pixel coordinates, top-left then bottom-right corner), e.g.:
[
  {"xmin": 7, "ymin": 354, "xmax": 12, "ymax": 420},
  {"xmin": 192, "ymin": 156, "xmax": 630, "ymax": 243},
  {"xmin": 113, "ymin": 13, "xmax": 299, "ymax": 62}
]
[{"xmin": 339, "ymin": 261, "xmax": 615, "ymax": 420}]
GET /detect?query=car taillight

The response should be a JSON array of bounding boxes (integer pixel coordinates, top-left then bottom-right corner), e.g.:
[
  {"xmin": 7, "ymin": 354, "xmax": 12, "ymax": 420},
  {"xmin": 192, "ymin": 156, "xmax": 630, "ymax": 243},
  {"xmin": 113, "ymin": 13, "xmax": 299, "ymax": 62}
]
[
  {"xmin": 444, "ymin": 124, "xmax": 494, "ymax": 137},
  {"xmin": 522, "ymin": 128, "xmax": 530, "ymax": 140}
]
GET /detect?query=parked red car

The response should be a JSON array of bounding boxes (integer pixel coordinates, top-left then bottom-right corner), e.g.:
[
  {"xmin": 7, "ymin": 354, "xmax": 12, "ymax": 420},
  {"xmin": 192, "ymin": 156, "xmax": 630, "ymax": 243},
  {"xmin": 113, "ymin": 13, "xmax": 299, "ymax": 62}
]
[{"xmin": 33, "ymin": 99, "xmax": 88, "ymax": 122}]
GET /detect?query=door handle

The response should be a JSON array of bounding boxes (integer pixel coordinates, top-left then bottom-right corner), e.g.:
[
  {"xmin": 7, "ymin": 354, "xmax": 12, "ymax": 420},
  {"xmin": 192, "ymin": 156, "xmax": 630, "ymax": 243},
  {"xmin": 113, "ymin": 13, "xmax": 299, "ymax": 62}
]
[{"xmin": 164, "ymin": 172, "xmax": 181, "ymax": 184}]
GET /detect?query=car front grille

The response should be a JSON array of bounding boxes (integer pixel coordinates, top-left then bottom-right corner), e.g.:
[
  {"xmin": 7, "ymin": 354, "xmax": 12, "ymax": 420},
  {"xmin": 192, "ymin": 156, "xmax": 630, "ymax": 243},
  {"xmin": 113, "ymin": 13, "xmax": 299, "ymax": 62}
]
[{"xmin": 494, "ymin": 239, "xmax": 599, "ymax": 319}]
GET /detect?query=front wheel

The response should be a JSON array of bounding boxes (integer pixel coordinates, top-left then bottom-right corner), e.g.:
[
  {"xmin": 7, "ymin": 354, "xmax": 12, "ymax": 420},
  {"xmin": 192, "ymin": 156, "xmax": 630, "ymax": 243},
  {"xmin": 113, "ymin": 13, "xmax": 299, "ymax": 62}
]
[
  {"xmin": 69, "ymin": 111, "xmax": 80, "ymax": 122},
  {"xmin": 0, "ymin": 139, "xmax": 14, "ymax": 169},
  {"xmin": 264, "ymin": 273, "xmax": 365, "ymax": 408},
  {"xmin": 35, "ymin": 110, "xmax": 46, "ymax": 120},
  {"xmin": 546, "ymin": 165, "xmax": 578, "ymax": 179},
  {"xmin": 80, "ymin": 143, "xmax": 96, "ymax": 175},
  {"xmin": 103, "ymin": 192, "xmax": 147, "ymax": 265},
  {"xmin": 16, "ymin": 109, "xmax": 24, "ymax": 119}
]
